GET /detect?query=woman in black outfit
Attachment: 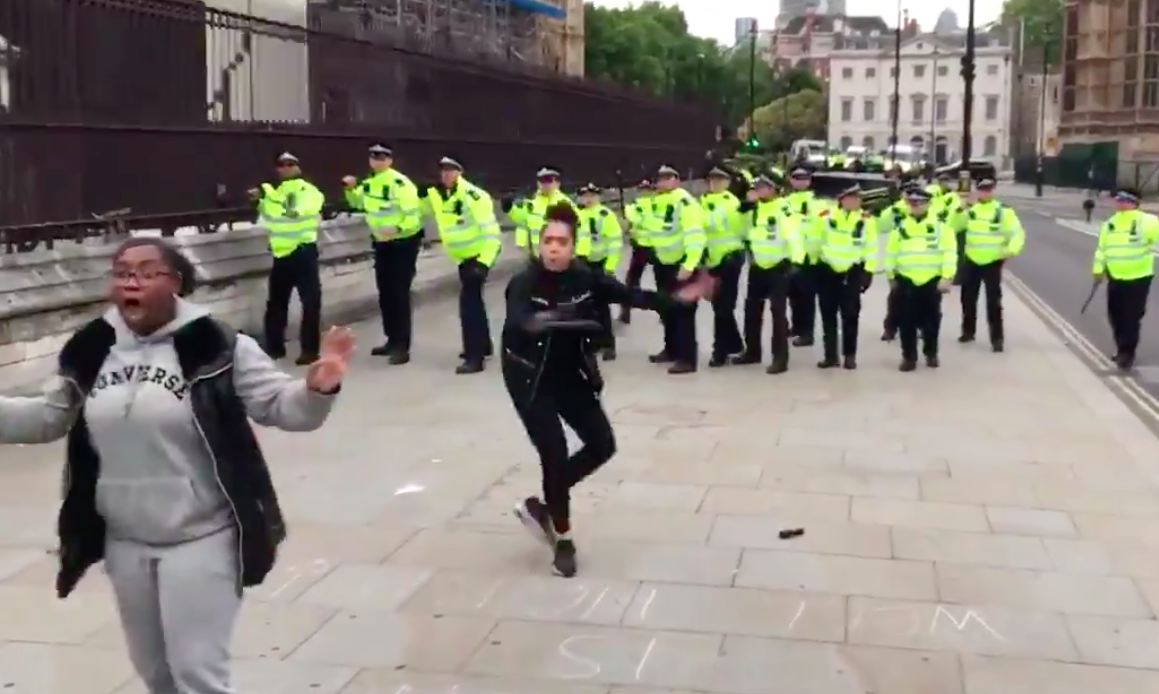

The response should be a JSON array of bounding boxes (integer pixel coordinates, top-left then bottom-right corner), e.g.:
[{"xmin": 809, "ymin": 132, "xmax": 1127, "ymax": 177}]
[{"xmin": 501, "ymin": 203, "xmax": 712, "ymax": 577}]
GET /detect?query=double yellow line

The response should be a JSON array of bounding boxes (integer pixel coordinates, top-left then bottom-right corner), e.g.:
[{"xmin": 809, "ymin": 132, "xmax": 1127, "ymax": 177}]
[{"xmin": 1005, "ymin": 273, "xmax": 1159, "ymax": 426}]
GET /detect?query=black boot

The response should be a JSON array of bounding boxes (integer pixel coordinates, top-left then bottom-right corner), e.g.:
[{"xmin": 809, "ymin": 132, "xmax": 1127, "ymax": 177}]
[
  {"xmin": 731, "ymin": 352, "xmax": 762, "ymax": 365},
  {"xmin": 816, "ymin": 357, "xmax": 840, "ymax": 369},
  {"xmin": 898, "ymin": 358, "xmax": 917, "ymax": 372},
  {"xmin": 843, "ymin": 355, "xmax": 857, "ymax": 370},
  {"xmin": 455, "ymin": 359, "xmax": 485, "ymax": 374},
  {"xmin": 925, "ymin": 354, "xmax": 940, "ymax": 368},
  {"xmin": 766, "ymin": 357, "xmax": 788, "ymax": 374},
  {"xmin": 649, "ymin": 351, "xmax": 675, "ymax": 364}
]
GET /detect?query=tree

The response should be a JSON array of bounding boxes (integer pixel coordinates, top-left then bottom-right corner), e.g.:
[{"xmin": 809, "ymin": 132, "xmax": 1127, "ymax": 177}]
[
  {"xmin": 747, "ymin": 89, "xmax": 828, "ymax": 151},
  {"xmin": 1000, "ymin": 0, "xmax": 1064, "ymax": 63},
  {"xmin": 583, "ymin": 2, "xmax": 824, "ymax": 130}
]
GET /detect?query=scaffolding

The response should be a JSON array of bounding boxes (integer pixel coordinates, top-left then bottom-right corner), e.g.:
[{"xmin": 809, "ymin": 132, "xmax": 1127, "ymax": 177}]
[{"xmin": 309, "ymin": 0, "xmax": 555, "ymax": 68}]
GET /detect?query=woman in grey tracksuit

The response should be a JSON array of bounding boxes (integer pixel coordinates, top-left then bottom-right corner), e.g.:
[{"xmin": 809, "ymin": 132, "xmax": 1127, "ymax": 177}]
[{"xmin": 0, "ymin": 238, "xmax": 354, "ymax": 694}]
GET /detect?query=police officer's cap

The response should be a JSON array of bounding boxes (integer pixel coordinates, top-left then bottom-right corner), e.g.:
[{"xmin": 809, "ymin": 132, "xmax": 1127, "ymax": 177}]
[
  {"xmin": 637, "ymin": 178, "xmax": 654, "ymax": 190},
  {"xmin": 276, "ymin": 152, "xmax": 300, "ymax": 165},
  {"xmin": 1116, "ymin": 188, "xmax": 1141, "ymax": 203},
  {"xmin": 707, "ymin": 166, "xmax": 730, "ymax": 179},
  {"xmin": 439, "ymin": 156, "xmax": 464, "ymax": 171},
  {"xmin": 368, "ymin": 144, "xmax": 393, "ymax": 158},
  {"xmin": 579, "ymin": 182, "xmax": 601, "ymax": 195},
  {"xmin": 657, "ymin": 165, "xmax": 681, "ymax": 178},
  {"xmin": 754, "ymin": 175, "xmax": 776, "ymax": 189},
  {"xmin": 838, "ymin": 184, "xmax": 862, "ymax": 198},
  {"xmin": 537, "ymin": 167, "xmax": 561, "ymax": 180},
  {"xmin": 789, "ymin": 165, "xmax": 812, "ymax": 179},
  {"xmin": 936, "ymin": 170, "xmax": 955, "ymax": 182},
  {"xmin": 906, "ymin": 188, "xmax": 933, "ymax": 203},
  {"xmin": 976, "ymin": 177, "xmax": 997, "ymax": 190}
]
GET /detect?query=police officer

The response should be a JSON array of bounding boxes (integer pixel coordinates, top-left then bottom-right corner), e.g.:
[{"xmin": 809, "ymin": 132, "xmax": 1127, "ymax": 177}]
[
  {"xmin": 734, "ymin": 175, "xmax": 803, "ymax": 374},
  {"xmin": 576, "ymin": 183, "xmax": 624, "ymax": 359},
  {"xmin": 506, "ymin": 166, "xmax": 573, "ymax": 257},
  {"xmin": 929, "ymin": 171, "xmax": 966, "ymax": 284},
  {"xmin": 815, "ymin": 185, "xmax": 878, "ymax": 369},
  {"xmin": 885, "ymin": 188, "xmax": 957, "ymax": 371},
  {"xmin": 701, "ymin": 166, "xmax": 746, "ymax": 367},
  {"xmin": 649, "ymin": 165, "xmax": 707, "ymax": 374},
  {"xmin": 782, "ymin": 165, "xmax": 823, "ymax": 346},
  {"xmin": 1092, "ymin": 188, "xmax": 1159, "ymax": 371},
  {"xmin": 424, "ymin": 156, "xmax": 502, "ymax": 374},
  {"xmin": 250, "ymin": 152, "xmax": 326, "ymax": 365},
  {"xmin": 343, "ymin": 143, "xmax": 423, "ymax": 363},
  {"xmin": 878, "ymin": 183, "xmax": 914, "ymax": 341},
  {"xmin": 620, "ymin": 178, "xmax": 656, "ymax": 324},
  {"xmin": 955, "ymin": 176, "xmax": 1026, "ymax": 352}
]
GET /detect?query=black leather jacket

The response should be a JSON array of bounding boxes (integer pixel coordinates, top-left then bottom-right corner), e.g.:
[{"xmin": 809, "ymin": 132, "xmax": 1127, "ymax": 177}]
[
  {"xmin": 55, "ymin": 316, "xmax": 285, "ymax": 598},
  {"xmin": 501, "ymin": 261, "xmax": 673, "ymax": 406}
]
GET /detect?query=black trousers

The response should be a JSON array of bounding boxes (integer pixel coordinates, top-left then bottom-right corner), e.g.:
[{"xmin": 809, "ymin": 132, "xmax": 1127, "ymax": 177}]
[
  {"xmin": 896, "ymin": 276, "xmax": 943, "ymax": 361},
  {"xmin": 373, "ymin": 235, "xmax": 423, "ymax": 351},
  {"xmin": 653, "ymin": 262, "xmax": 699, "ymax": 364},
  {"xmin": 708, "ymin": 251, "xmax": 745, "ymax": 358},
  {"xmin": 742, "ymin": 262, "xmax": 791, "ymax": 362},
  {"xmin": 584, "ymin": 259, "xmax": 616, "ymax": 350},
  {"xmin": 883, "ymin": 284, "xmax": 902, "ymax": 334},
  {"xmin": 622, "ymin": 243, "xmax": 654, "ymax": 319},
  {"xmin": 458, "ymin": 261, "xmax": 493, "ymax": 360},
  {"xmin": 513, "ymin": 382, "xmax": 616, "ymax": 531},
  {"xmin": 263, "ymin": 243, "xmax": 321, "ymax": 357},
  {"xmin": 789, "ymin": 261, "xmax": 817, "ymax": 338},
  {"xmin": 1107, "ymin": 276, "xmax": 1152, "ymax": 360},
  {"xmin": 959, "ymin": 258, "xmax": 1005, "ymax": 342},
  {"xmin": 816, "ymin": 264, "xmax": 864, "ymax": 359},
  {"xmin": 953, "ymin": 231, "xmax": 967, "ymax": 283}
]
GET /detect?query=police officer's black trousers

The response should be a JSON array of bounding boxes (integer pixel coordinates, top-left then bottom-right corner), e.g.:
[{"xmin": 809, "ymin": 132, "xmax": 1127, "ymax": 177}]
[
  {"xmin": 264, "ymin": 242, "xmax": 322, "ymax": 357},
  {"xmin": 458, "ymin": 261, "xmax": 493, "ymax": 361},
  {"xmin": 896, "ymin": 277, "xmax": 942, "ymax": 361},
  {"xmin": 959, "ymin": 258, "xmax": 1004, "ymax": 343},
  {"xmin": 708, "ymin": 251, "xmax": 745, "ymax": 359},
  {"xmin": 789, "ymin": 261, "xmax": 817, "ymax": 338},
  {"xmin": 373, "ymin": 235, "xmax": 423, "ymax": 352},
  {"xmin": 513, "ymin": 383, "xmax": 616, "ymax": 533},
  {"xmin": 883, "ymin": 284, "xmax": 902, "ymax": 335},
  {"xmin": 816, "ymin": 264, "xmax": 863, "ymax": 359},
  {"xmin": 621, "ymin": 243, "xmax": 654, "ymax": 320},
  {"xmin": 585, "ymin": 259, "xmax": 616, "ymax": 350},
  {"xmin": 654, "ymin": 263, "xmax": 699, "ymax": 364},
  {"xmin": 742, "ymin": 262, "xmax": 791, "ymax": 362},
  {"xmin": 952, "ymin": 231, "xmax": 967, "ymax": 285},
  {"xmin": 1106, "ymin": 276, "xmax": 1152, "ymax": 360}
]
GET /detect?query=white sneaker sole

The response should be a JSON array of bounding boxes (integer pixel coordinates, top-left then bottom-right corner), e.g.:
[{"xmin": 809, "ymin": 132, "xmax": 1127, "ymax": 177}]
[{"xmin": 513, "ymin": 501, "xmax": 552, "ymax": 548}]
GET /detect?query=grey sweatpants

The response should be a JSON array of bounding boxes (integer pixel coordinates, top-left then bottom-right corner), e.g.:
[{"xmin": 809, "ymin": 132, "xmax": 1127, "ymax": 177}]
[{"xmin": 105, "ymin": 529, "xmax": 241, "ymax": 694}]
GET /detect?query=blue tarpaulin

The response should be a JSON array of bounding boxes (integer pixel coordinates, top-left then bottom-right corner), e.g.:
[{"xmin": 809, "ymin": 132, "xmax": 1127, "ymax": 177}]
[{"xmin": 500, "ymin": 0, "xmax": 565, "ymax": 19}]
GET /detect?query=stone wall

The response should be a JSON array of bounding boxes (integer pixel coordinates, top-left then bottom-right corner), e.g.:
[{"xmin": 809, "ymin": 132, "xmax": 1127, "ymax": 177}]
[{"xmin": 0, "ymin": 217, "xmax": 527, "ymax": 394}]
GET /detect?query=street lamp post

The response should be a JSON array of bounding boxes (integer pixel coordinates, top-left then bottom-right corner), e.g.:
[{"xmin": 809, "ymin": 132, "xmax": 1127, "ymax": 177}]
[
  {"xmin": 890, "ymin": 1, "xmax": 902, "ymax": 164},
  {"xmin": 748, "ymin": 22, "xmax": 757, "ymax": 144},
  {"xmin": 1035, "ymin": 39, "xmax": 1049, "ymax": 197},
  {"xmin": 959, "ymin": 0, "xmax": 977, "ymax": 193},
  {"xmin": 930, "ymin": 47, "xmax": 938, "ymax": 164}
]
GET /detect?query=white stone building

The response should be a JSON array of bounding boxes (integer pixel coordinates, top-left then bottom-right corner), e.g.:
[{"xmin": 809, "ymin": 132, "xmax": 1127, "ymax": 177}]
[{"xmin": 827, "ymin": 32, "xmax": 1014, "ymax": 165}]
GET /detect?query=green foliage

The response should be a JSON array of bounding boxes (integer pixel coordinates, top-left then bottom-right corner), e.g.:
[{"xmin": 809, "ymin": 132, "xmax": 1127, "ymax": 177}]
[
  {"xmin": 583, "ymin": 2, "xmax": 824, "ymax": 128},
  {"xmin": 1001, "ymin": 0, "xmax": 1064, "ymax": 63},
  {"xmin": 748, "ymin": 89, "xmax": 828, "ymax": 151}
]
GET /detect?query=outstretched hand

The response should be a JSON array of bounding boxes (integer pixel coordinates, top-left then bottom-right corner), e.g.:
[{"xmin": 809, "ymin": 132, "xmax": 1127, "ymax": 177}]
[
  {"xmin": 306, "ymin": 326, "xmax": 356, "ymax": 393},
  {"xmin": 673, "ymin": 273, "xmax": 717, "ymax": 303}
]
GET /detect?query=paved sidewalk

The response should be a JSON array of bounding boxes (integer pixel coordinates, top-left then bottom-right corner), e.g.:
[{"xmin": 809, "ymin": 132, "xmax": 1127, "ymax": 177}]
[{"xmin": 3, "ymin": 273, "xmax": 1159, "ymax": 694}]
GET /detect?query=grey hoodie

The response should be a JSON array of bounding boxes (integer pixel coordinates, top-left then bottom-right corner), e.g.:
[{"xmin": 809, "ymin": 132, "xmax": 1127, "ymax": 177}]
[{"xmin": 0, "ymin": 300, "xmax": 335, "ymax": 545}]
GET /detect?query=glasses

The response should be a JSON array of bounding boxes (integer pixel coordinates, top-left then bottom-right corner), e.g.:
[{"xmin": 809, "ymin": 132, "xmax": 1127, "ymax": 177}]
[{"xmin": 111, "ymin": 268, "xmax": 174, "ymax": 283}]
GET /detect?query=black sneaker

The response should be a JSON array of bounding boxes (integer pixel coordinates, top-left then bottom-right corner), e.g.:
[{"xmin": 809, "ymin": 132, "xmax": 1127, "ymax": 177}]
[
  {"xmin": 552, "ymin": 538, "xmax": 578, "ymax": 578},
  {"xmin": 513, "ymin": 497, "xmax": 553, "ymax": 547}
]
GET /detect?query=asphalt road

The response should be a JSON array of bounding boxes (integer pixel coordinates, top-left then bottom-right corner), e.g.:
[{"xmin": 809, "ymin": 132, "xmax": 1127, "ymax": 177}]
[{"xmin": 1002, "ymin": 198, "xmax": 1159, "ymax": 415}]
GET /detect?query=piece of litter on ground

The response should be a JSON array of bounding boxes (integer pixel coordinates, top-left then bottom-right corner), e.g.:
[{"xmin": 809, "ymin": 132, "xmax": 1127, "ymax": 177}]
[{"xmin": 778, "ymin": 528, "xmax": 805, "ymax": 539}]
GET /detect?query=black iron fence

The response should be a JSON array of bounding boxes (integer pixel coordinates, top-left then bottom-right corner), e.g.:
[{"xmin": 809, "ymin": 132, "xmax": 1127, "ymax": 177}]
[{"xmin": 0, "ymin": 0, "xmax": 716, "ymax": 235}]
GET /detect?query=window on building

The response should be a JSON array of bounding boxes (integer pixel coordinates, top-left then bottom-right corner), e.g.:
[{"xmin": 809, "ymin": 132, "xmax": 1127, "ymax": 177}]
[
  {"xmin": 983, "ymin": 136, "xmax": 997, "ymax": 157},
  {"xmin": 986, "ymin": 64, "xmax": 999, "ymax": 76},
  {"xmin": 1129, "ymin": 0, "xmax": 1141, "ymax": 25},
  {"xmin": 1063, "ymin": 87, "xmax": 1075, "ymax": 111},
  {"xmin": 937, "ymin": 64, "xmax": 948, "ymax": 77},
  {"xmin": 914, "ymin": 64, "xmax": 926, "ymax": 78},
  {"xmin": 984, "ymin": 96, "xmax": 999, "ymax": 120},
  {"xmin": 863, "ymin": 136, "xmax": 875, "ymax": 150},
  {"xmin": 1146, "ymin": 80, "xmax": 1159, "ymax": 107},
  {"xmin": 1124, "ymin": 82, "xmax": 1137, "ymax": 108},
  {"xmin": 912, "ymin": 96, "xmax": 926, "ymax": 121},
  {"xmin": 842, "ymin": 67, "xmax": 853, "ymax": 79},
  {"xmin": 863, "ymin": 98, "xmax": 876, "ymax": 121},
  {"xmin": 840, "ymin": 136, "xmax": 853, "ymax": 150},
  {"xmin": 841, "ymin": 98, "xmax": 854, "ymax": 121},
  {"xmin": 935, "ymin": 97, "xmax": 948, "ymax": 122},
  {"xmin": 866, "ymin": 67, "xmax": 876, "ymax": 78}
]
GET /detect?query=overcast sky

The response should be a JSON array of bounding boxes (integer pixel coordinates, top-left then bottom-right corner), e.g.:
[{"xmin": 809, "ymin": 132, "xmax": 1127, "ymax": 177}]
[{"xmin": 589, "ymin": 0, "xmax": 1006, "ymax": 46}]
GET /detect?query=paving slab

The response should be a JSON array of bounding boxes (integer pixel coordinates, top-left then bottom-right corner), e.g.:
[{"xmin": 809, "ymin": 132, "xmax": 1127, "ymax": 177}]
[{"xmin": 3, "ymin": 267, "xmax": 1159, "ymax": 693}]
